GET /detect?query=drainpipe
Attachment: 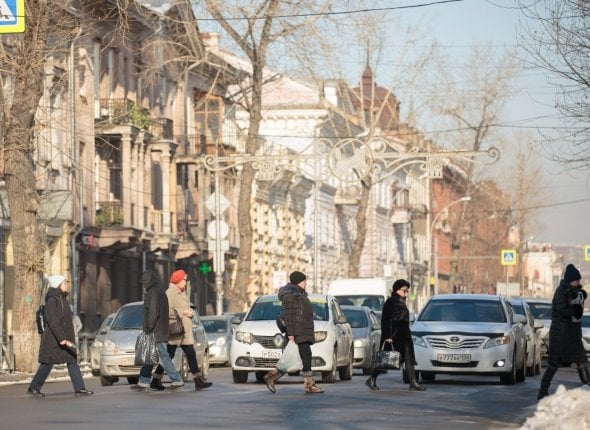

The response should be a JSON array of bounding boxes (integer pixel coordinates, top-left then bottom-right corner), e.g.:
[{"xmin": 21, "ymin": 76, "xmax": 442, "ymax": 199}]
[{"xmin": 69, "ymin": 27, "xmax": 83, "ymax": 312}]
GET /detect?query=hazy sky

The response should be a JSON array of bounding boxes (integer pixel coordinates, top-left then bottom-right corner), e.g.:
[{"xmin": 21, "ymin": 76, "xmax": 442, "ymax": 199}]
[{"xmin": 399, "ymin": 0, "xmax": 589, "ymax": 246}]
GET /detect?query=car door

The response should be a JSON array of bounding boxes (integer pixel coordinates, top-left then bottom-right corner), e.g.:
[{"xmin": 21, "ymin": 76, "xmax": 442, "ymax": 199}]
[
  {"xmin": 506, "ymin": 301, "xmax": 527, "ymax": 363},
  {"xmin": 331, "ymin": 298, "xmax": 352, "ymax": 365},
  {"xmin": 369, "ymin": 311, "xmax": 381, "ymax": 352}
]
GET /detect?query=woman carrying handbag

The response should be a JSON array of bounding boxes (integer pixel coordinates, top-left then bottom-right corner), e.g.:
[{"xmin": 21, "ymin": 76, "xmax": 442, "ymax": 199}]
[{"xmin": 366, "ymin": 279, "xmax": 425, "ymax": 391}]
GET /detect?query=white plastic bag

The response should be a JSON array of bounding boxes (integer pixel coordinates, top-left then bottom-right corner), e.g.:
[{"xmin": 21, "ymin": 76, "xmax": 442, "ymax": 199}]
[{"xmin": 276, "ymin": 340, "xmax": 303, "ymax": 373}]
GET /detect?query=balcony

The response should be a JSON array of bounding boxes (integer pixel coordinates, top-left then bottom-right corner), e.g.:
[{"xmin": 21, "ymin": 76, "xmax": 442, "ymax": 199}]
[
  {"xmin": 149, "ymin": 118, "xmax": 174, "ymax": 140},
  {"xmin": 95, "ymin": 99, "xmax": 150, "ymax": 130},
  {"xmin": 96, "ymin": 201, "xmax": 123, "ymax": 227}
]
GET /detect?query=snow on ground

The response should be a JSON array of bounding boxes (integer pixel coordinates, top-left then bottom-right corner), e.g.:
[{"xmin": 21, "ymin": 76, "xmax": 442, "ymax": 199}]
[{"xmin": 520, "ymin": 384, "xmax": 590, "ymax": 429}]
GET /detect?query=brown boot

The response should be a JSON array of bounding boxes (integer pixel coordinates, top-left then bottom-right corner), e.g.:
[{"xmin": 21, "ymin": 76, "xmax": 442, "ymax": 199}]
[
  {"xmin": 303, "ymin": 376, "xmax": 324, "ymax": 394},
  {"xmin": 263, "ymin": 369, "xmax": 281, "ymax": 393}
]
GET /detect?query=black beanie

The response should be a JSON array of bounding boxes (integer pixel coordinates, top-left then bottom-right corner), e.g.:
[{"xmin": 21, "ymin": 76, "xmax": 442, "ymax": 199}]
[
  {"xmin": 564, "ymin": 264, "xmax": 581, "ymax": 283},
  {"xmin": 392, "ymin": 279, "xmax": 411, "ymax": 293},
  {"xmin": 289, "ymin": 271, "xmax": 307, "ymax": 285}
]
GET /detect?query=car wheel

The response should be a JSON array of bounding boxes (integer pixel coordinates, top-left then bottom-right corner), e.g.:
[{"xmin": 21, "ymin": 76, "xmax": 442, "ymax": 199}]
[
  {"xmin": 526, "ymin": 346, "xmax": 535, "ymax": 376},
  {"xmin": 519, "ymin": 347, "xmax": 528, "ymax": 381},
  {"xmin": 127, "ymin": 376, "xmax": 139, "ymax": 385},
  {"xmin": 421, "ymin": 372, "xmax": 435, "ymax": 381},
  {"xmin": 338, "ymin": 347, "xmax": 353, "ymax": 381},
  {"xmin": 91, "ymin": 369, "xmax": 100, "ymax": 377},
  {"xmin": 500, "ymin": 352, "xmax": 517, "ymax": 385},
  {"xmin": 200, "ymin": 350, "xmax": 210, "ymax": 380},
  {"xmin": 321, "ymin": 350, "xmax": 337, "ymax": 383},
  {"xmin": 255, "ymin": 372, "xmax": 266, "ymax": 383},
  {"xmin": 402, "ymin": 367, "xmax": 419, "ymax": 384},
  {"xmin": 180, "ymin": 354, "xmax": 190, "ymax": 382},
  {"xmin": 534, "ymin": 353, "xmax": 542, "ymax": 375},
  {"xmin": 100, "ymin": 375, "xmax": 114, "ymax": 386},
  {"xmin": 232, "ymin": 370, "xmax": 248, "ymax": 383}
]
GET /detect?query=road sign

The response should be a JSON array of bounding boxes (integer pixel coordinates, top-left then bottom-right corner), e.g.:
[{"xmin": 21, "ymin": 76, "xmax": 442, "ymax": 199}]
[
  {"xmin": 501, "ymin": 249, "xmax": 517, "ymax": 266},
  {"xmin": 585, "ymin": 245, "xmax": 590, "ymax": 262},
  {"xmin": 0, "ymin": 0, "xmax": 25, "ymax": 34},
  {"xmin": 207, "ymin": 220, "xmax": 229, "ymax": 239},
  {"xmin": 205, "ymin": 192, "xmax": 230, "ymax": 216}
]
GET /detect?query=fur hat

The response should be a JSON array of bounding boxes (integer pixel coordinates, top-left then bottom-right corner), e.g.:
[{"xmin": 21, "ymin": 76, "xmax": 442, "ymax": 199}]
[
  {"xmin": 47, "ymin": 275, "xmax": 65, "ymax": 289},
  {"xmin": 289, "ymin": 271, "xmax": 307, "ymax": 285},
  {"xmin": 392, "ymin": 279, "xmax": 410, "ymax": 293},
  {"xmin": 564, "ymin": 264, "xmax": 582, "ymax": 283},
  {"xmin": 170, "ymin": 269, "xmax": 187, "ymax": 284}
]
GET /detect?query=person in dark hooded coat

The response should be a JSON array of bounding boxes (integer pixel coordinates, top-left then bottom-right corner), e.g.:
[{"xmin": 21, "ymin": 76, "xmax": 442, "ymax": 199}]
[
  {"xmin": 366, "ymin": 279, "xmax": 425, "ymax": 391},
  {"xmin": 132, "ymin": 270, "xmax": 184, "ymax": 391},
  {"xmin": 538, "ymin": 264, "xmax": 588, "ymax": 400},
  {"xmin": 263, "ymin": 271, "xmax": 324, "ymax": 394},
  {"xmin": 27, "ymin": 275, "xmax": 93, "ymax": 397}
]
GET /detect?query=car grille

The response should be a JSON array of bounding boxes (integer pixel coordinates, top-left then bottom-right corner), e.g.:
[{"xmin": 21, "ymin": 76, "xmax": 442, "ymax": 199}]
[
  {"xmin": 253, "ymin": 335, "xmax": 282, "ymax": 349},
  {"xmin": 426, "ymin": 336, "xmax": 485, "ymax": 349},
  {"xmin": 253, "ymin": 358, "xmax": 280, "ymax": 367}
]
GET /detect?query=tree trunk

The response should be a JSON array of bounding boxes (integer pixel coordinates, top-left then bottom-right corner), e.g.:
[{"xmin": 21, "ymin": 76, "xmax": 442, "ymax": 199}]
[
  {"xmin": 349, "ymin": 178, "xmax": 371, "ymax": 277},
  {"xmin": 1, "ymin": 0, "xmax": 50, "ymax": 372}
]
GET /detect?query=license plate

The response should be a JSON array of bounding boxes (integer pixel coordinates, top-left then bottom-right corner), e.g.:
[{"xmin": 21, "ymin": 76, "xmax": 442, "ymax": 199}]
[
  {"xmin": 262, "ymin": 350, "xmax": 282, "ymax": 359},
  {"xmin": 437, "ymin": 353, "xmax": 471, "ymax": 363}
]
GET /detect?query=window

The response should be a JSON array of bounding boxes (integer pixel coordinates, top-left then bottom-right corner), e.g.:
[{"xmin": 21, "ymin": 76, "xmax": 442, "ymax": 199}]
[{"xmin": 193, "ymin": 91, "xmax": 222, "ymax": 152}]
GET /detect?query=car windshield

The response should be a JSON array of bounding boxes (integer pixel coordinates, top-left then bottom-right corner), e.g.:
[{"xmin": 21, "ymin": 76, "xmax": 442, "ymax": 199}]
[
  {"xmin": 419, "ymin": 299, "xmax": 507, "ymax": 323},
  {"xmin": 335, "ymin": 295, "xmax": 383, "ymax": 311},
  {"xmin": 246, "ymin": 298, "xmax": 329, "ymax": 322},
  {"xmin": 203, "ymin": 319, "xmax": 229, "ymax": 333},
  {"xmin": 111, "ymin": 305, "xmax": 143, "ymax": 330},
  {"xmin": 511, "ymin": 302, "xmax": 525, "ymax": 316},
  {"xmin": 342, "ymin": 309, "xmax": 368, "ymax": 328},
  {"xmin": 527, "ymin": 302, "xmax": 552, "ymax": 319},
  {"xmin": 96, "ymin": 315, "xmax": 115, "ymax": 335}
]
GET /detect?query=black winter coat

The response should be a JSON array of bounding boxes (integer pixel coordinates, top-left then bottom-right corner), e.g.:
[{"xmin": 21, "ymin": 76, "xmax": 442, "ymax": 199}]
[
  {"xmin": 278, "ymin": 284, "xmax": 315, "ymax": 344},
  {"xmin": 382, "ymin": 294, "xmax": 416, "ymax": 365},
  {"xmin": 38, "ymin": 288, "xmax": 77, "ymax": 364},
  {"xmin": 141, "ymin": 270, "xmax": 169, "ymax": 343},
  {"xmin": 548, "ymin": 280, "xmax": 587, "ymax": 365},
  {"xmin": 379, "ymin": 296, "xmax": 394, "ymax": 347}
]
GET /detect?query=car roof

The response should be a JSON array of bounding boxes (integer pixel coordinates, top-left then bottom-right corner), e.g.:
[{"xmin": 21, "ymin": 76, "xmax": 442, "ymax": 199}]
[
  {"xmin": 429, "ymin": 294, "xmax": 503, "ymax": 302},
  {"xmin": 521, "ymin": 297, "xmax": 552, "ymax": 303}
]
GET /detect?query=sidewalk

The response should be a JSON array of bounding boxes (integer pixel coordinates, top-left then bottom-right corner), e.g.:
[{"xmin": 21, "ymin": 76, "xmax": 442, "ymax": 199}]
[{"xmin": 0, "ymin": 364, "xmax": 93, "ymax": 386}]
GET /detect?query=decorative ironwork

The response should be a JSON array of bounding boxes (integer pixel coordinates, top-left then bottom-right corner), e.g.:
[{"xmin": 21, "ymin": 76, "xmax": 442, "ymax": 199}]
[{"xmin": 198, "ymin": 137, "xmax": 500, "ymax": 184}]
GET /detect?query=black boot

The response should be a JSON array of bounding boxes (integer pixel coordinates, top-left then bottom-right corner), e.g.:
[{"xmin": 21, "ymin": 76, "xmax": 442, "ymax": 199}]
[
  {"xmin": 577, "ymin": 366, "xmax": 590, "ymax": 385},
  {"xmin": 538, "ymin": 365, "xmax": 557, "ymax": 400},
  {"xmin": 194, "ymin": 376, "xmax": 213, "ymax": 391},
  {"xmin": 409, "ymin": 379, "xmax": 426, "ymax": 391},
  {"xmin": 365, "ymin": 376, "xmax": 379, "ymax": 390},
  {"xmin": 150, "ymin": 378, "xmax": 165, "ymax": 391}
]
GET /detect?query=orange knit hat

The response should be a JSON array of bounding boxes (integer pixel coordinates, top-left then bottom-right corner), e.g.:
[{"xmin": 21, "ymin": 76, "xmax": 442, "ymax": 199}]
[{"xmin": 170, "ymin": 269, "xmax": 187, "ymax": 284}]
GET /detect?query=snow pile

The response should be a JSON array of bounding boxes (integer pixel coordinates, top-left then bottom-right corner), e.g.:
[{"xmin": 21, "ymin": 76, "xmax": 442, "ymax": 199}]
[{"xmin": 520, "ymin": 384, "xmax": 590, "ymax": 429}]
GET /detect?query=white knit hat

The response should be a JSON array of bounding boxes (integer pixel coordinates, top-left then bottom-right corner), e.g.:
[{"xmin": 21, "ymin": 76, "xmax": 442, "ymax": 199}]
[{"xmin": 47, "ymin": 275, "xmax": 65, "ymax": 289}]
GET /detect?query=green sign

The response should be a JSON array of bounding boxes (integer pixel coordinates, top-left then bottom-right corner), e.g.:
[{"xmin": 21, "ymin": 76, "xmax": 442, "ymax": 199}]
[{"xmin": 197, "ymin": 260, "xmax": 213, "ymax": 275}]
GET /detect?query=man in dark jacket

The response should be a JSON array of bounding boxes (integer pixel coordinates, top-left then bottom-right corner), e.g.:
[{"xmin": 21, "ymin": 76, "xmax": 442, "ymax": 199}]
[
  {"xmin": 264, "ymin": 271, "xmax": 324, "ymax": 394},
  {"xmin": 133, "ymin": 270, "xmax": 184, "ymax": 391},
  {"xmin": 538, "ymin": 264, "xmax": 587, "ymax": 400},
  {"xmin": 27, "ymin": 275, "xmax": 93, "ymax": 397},
  {"xmin": 366, "ymin": 279, "xmax": 425, "ymax": 391}
]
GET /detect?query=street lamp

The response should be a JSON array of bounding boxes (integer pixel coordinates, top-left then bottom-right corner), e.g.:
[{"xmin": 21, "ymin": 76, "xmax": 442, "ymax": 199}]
[{"xmin": 427, "ymin": 196, "xmax": 471, "ymax": 296}]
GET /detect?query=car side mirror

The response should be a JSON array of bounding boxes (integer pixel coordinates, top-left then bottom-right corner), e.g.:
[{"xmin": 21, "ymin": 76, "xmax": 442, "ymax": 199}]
[
  {"xmin": 533, "ymin": 319, "xmax": 544, "ymax": 330},
  {"xmin": 336, "ymin": 315, "xmax": 348, "ymax": 324},
  {"xmin": 231, "ymin": 315, "xmax": 242, "ymax": 325}
]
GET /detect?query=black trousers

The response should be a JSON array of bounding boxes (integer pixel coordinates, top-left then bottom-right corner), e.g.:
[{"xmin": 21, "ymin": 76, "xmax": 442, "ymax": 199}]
[
  {"xmin": 298, "ymin": 342, "xmax": 312, "ymax": 373},
  {"xmin": 154, "ymin": 344, "xmax": 199, "ymax": 376}
]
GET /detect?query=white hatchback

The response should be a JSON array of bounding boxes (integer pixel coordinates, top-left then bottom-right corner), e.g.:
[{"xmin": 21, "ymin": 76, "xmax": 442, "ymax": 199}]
[{"xmin": 230, "ymin": 294, "xmax": 354, "ymax": 384}]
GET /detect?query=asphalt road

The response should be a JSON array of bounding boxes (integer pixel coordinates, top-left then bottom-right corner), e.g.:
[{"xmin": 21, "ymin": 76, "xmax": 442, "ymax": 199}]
[{"xmin": 0, "ymin": 364, "xmax": 584, "ymax": 430}]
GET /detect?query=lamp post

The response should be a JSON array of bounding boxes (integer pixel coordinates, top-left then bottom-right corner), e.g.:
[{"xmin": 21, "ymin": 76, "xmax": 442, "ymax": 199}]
[{"xmin": 427, "ymin": 196, "xmax": 471, "ymax": 296}]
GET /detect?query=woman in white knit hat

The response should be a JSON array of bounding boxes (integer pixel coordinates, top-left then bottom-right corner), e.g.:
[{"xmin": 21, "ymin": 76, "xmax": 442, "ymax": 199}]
[{"xmin": 27, "ymin": 275, "xmax": 93, "ymax": 397}]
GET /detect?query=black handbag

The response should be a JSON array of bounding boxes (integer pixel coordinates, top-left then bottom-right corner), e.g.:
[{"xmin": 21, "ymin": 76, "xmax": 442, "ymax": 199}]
[
  {"xmin": 169, "ymin": 309, "xmax": 185, "ymax": 337},
  {"xmin": 374, "ymin": 341, "xmax": 401, "ymax": 370}
]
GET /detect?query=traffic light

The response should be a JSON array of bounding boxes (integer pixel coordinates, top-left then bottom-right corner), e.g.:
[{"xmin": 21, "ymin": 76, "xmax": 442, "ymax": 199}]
[{"xmin": 197, "ymin": 259, "xmax": 213, "ymax": 276}]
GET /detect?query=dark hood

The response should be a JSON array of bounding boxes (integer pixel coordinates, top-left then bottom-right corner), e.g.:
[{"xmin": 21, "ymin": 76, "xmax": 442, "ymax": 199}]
[
  {"xmin": 278, "ymin": 283, "xmax": 306, "ymax": 301},
  {"xmin": 140, "ymin": 270, "xmax": 161, "ymax": 291}
]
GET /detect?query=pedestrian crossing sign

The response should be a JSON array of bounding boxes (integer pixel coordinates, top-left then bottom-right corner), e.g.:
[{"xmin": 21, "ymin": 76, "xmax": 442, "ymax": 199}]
[
  {"xmin": 501, "ymin": 249, "xmax": 517, "ymax": 266},
  {"xmin": 0, "ymin": 0, "xmax": 25, "ymax": 34},
  {"xmin": 585, "ymin": 245, "xmax": 590, "ymax": 262}
]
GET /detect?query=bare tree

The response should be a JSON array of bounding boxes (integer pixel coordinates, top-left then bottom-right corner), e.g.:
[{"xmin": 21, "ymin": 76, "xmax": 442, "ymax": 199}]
[
  {"xmin": 516, "ymin": 0, "xmax": 590, "ymax": 169},
  {"xmin": 425, "ymin": 46, "xmax": 521, "ymax": 288}
]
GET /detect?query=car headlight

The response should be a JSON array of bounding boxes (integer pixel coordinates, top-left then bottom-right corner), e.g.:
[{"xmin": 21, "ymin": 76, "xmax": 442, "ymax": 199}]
[
  {"xmin": 93, "ymin": 340, "xmax": 103, "ymax": 349},
  {"xmin": 216, "ymin": 337, "xmax": 227, "ymax": 346},
  {"xmin": 235, "ymin": 331, "xmax": 254, "ymax": 344},
  {"xmin": 412, "ymin": 335, "xmax": 427, "ymax": 348},
  {"xmin": 354, "ymin": 338, "xmax": 368, "ymax": 348},
  {"xmin": 484, "ymin": 335, "xmax": 511, "ymax": 348},
  {"xmin": 314, "ymin": 331, "xmax": 327, "ymax": 342},
  {"xmin": 103, "ymin": 339, "xmax": 116, "ymax": 352}
]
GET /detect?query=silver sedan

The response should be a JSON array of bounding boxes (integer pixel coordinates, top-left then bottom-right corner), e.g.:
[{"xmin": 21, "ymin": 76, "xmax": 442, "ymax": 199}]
[{"xmin": 341, "ymin": 305, "xmax": 381, "ymax": 375}]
